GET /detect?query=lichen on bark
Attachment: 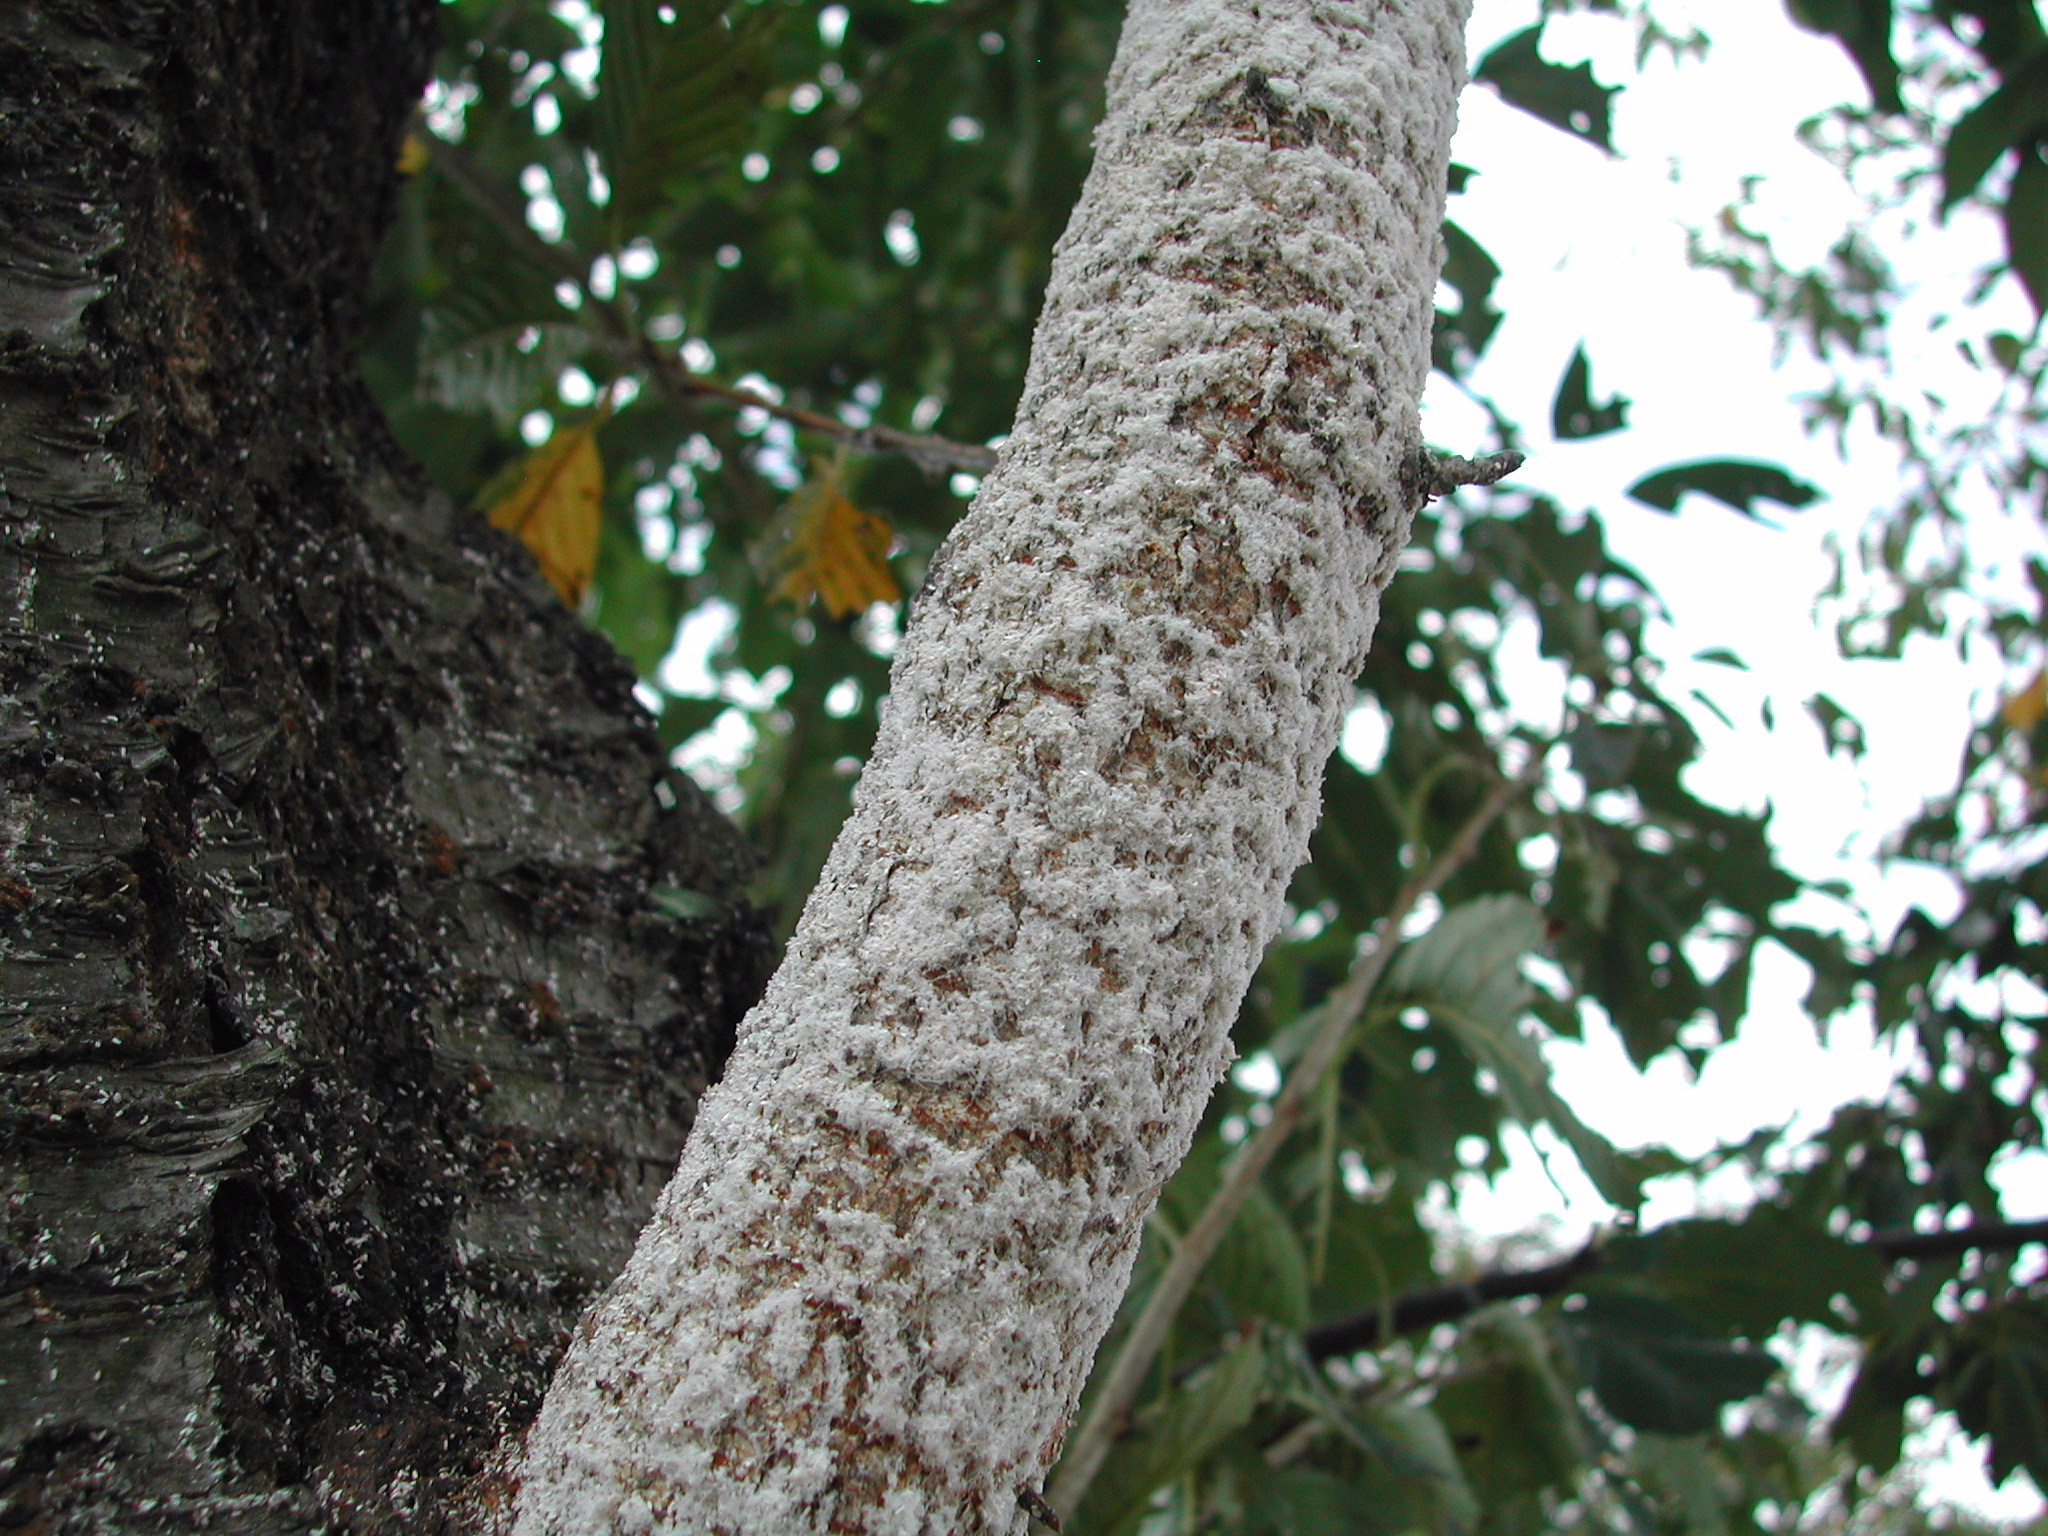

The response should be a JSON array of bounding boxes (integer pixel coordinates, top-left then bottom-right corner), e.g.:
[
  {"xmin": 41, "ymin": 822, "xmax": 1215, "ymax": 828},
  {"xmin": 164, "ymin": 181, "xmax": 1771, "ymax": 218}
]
[{"xmin": 512, "ymin": 3, "xmax": 1473, "ymax": 1532}]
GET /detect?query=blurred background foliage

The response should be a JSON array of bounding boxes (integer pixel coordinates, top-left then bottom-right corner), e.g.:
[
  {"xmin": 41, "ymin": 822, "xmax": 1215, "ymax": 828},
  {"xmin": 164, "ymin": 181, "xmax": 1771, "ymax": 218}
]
[{"xmin": 359, "ymin": 0, "xmax": 2048, "ymax": 1531}]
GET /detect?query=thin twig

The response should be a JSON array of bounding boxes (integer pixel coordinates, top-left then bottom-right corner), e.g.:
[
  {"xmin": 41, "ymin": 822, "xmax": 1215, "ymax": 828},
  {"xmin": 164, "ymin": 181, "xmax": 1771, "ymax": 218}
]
[
  {"xmin": 425, "ymin": 136, "xmax": 634, "ymax": 343},
  {"xmin": 1294, "ymin": 1218, "xmax": 2048, "ymax": 1365},
  {"xmin": 635, "ymin": 347, "xmax": 999, "ymax": 473},
  {"xmin": 1303, "ymin": 1234, "xmax": 1607, "ymax": 1360},
  {"xmin": 1047, "ymin": 748, "xmax": 1545, "ymax": 1519},
  {"xmin": 1256, "ymin": 1216, "xmax": 2048, "ymax": 1468},
  {"xmin": 424, "ymin": 137, "xmax": 1000, "ymax": 474},
  {"xmin": 1871, "ymin": 1217, "xmax": 2048, "ymax": 1263},
  {"xmin": 1418, "ymin": 448, "xmax": 1524, "ymax": 500}
]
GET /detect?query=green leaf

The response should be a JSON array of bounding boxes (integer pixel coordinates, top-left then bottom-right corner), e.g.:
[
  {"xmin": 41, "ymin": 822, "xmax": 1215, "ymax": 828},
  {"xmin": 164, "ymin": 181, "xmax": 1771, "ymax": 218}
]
[
  {"xmin": 1474, "ymin": 26, "xmax": 1619, "ymax": 153},
  {"xmin": 1561, "ymin": 1291, "xmax": 1777, "ymax": 1435},
  {"xmin": 1305, "ymin": 1186, "xmax": 1435, "ymax": 1326},
  {"xmin": 1245, "ymin": 1468, "xmax": 1392, "ymax": 1536},
  {"xmin": 1551, "ymin": 344, "xmax": 1630, "ymax": 440},
  {"xmin": 1773, "ymin": 920, "xmax": 1862, "ymax": 1019},
  {"xmin": 654, "ymin": 693, "xmax": 730, "ymax": 757},
  {"xmin": 1805, "ymin": 692, "xmax": 1868, "ymax": 760},
  {"xmin": 1270, "ymin": 1333, "xmax": 1459, "ymax": 1488},
  {"xmin": 594, "ymin": 520, "xmax": 689, "ymax": 676},
  {"xmin": 1607, "ymin": 1212, "xmax": 1890, "ymax": 1339},
  {"xmin": 1432, "ymin": 1316, "xmax": 1584, "ymax": 1511},
  {"xmin": 1153, "ymin": 1137, "xmax": 1311, "ymax": 1335},
  {"xmin": 1434, "ymin": 221, "xmax": 1504, "ymax": 374},
  {"xmin": 1388, "ymin": 894, "xmax": 1544, "ymax": 1030},
  {"xmin": 1359, "ymin": 1399, "xmax": 1482, "ymax": 1536},
  {"xmin": 1211, "ymin": 1183, "xmax": 1313, "ymax": 1331},
  {"xmin": 1070, "ymin": 1331, "xmax": 1266, "ymax": 1536},
  {"xmin": 1834, "ymin": 1327, "xmax": 1923, "ymax": 1478},
  {"xmin": 648, "ymin": 885, "xmax": 721, "ymax": 920},
  {"xmin": 1391, "ymin": 896, "xmax": 1635, "ymax": 1203},
  {"xmin": 1783, "ymin": 0, "xmax": 1903, "ymax": 111},
  {"xmin": 421, "ymin": 318, "xmax": 599, "ymax": 429},
  {"xmin": 1940, "ymin": 50, "xmax": 2048, "ymax": 211},
  {"xmin": 1627, "ymin": 459, "xmax": 1822, "ymax": 519},
  {"xmin": 1949, "ymin": 1299, "xmax": 2048, "ymax": 1490},
  {"xmin": 1626, "ymin": 1434, "xmax": 1741, "ymax": 1536},
  {"xmin": 1245, "ymin": 1398, "xmax": 1483, "ymax": 1536},
  {"xmin": 1568, "ymin": 721, "xmax": 1641, "ymax": 792},
  {"xmin": 1302, "ymin": 755, "xmax": 1403, "ymax": 927},
  {"xmin": 595, "ymin": 0, "xmax": 777, "ymax": 238},
  {"xmin": 410, "ymin": 170, "xmax": 602, "ymax": 425},
  {"xmin": 1943, "ymin": 0, "xmax": 2048, "ymax": 68},
  {"xmin": 2006, "ymin": 142, "xmax": 2048, "ymax": 316}
]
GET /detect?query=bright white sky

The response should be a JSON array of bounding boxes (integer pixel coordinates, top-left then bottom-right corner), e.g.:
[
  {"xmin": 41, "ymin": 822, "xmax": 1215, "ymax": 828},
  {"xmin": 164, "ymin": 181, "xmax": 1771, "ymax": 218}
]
[{"xmin": 1425, "ymin": 0, "xmax": 2044, "ymax": 1516}]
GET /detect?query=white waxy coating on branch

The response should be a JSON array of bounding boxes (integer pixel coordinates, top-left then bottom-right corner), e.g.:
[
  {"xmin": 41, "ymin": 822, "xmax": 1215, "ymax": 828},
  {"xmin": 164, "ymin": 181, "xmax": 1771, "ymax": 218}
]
[{"xmin": 512, "ymin": 2, "xmax": 1470, "ymax": 1531}]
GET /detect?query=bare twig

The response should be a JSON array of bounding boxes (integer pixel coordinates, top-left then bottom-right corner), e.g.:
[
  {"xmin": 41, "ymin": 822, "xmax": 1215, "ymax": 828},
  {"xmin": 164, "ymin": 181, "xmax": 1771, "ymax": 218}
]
[
  {"xmin": 423, "ymin": 137, "xmax": 1001, "ymax": 474},
  {"xmin": 424, "ymin": 136, "xmax": 633, "ymax": 341},
  {"xmin": 1295, "ymin": 1217, "xmax": 2048, "ymax": 1364},
  {"xmin": 1418, "ymin": 447, "xmax": 1525, "ymax": 500},
  {"xmin": 1047, "ymin": 748, "xmax": 1545, "ymax": 1518},
  {"xmin": 1016, "ymin": 1483, "xmax": 1064, "ymax": 1531},
  {"xmin": 1870, "ymin": 1217, "xmax": 2048, "ymax": 1264},
  {"xmin": 634, "ymin": 348, "xmax": 999, "ymax": 474},
  {"xmin": 1303, "ymin": 1234, "xmax": 1606, "ymax": 1360}
]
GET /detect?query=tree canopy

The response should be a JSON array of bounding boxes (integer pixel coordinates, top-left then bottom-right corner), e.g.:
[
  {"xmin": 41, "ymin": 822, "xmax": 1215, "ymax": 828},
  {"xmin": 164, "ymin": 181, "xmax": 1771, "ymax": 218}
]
[{"xmin": 359, "ymin": 1, "xmax": 2048, "ymax": 1531}]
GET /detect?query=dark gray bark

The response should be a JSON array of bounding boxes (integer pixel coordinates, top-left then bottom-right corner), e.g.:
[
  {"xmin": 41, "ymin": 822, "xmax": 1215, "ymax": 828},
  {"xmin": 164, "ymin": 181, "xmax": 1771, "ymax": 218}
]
[{"xmin": 0, "ymin": 2, "xmax": 768, "ymax": 1530}]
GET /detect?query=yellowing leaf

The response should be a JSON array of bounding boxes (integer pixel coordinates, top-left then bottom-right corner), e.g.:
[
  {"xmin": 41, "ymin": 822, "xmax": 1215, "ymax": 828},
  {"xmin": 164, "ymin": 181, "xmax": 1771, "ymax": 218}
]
[
  {"xmin": 767, "ymin": 463, "xmax": 901, "ymax": 618},
  {"xmin": 397, "ymin": 130, "xmax": 431, "ymax": 177},
  {"xmin": 2004, "ymin": 669, "xmax": 2048, "ymax": 734},
  {"xmin": 482, "ymin": 421, "xmax": 604, "ymax": 607}
]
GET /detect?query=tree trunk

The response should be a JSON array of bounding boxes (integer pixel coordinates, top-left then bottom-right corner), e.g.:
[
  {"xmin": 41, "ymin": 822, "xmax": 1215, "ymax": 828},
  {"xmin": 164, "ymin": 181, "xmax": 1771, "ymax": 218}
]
[
  {"xmin": 0, "ymin": 3, "xmax": 767, "ymax": 1531},
  {"xmin": 513, "ymin": 2, "xmax": 1471, "ymax": 1532}
]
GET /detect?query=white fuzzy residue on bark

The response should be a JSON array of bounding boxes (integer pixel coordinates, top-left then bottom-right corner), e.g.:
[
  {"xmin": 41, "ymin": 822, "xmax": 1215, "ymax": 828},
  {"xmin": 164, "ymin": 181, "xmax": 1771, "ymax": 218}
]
[{"xmin": 512, "ymin": 2, "xmax": 1470, "ymax": 1531}]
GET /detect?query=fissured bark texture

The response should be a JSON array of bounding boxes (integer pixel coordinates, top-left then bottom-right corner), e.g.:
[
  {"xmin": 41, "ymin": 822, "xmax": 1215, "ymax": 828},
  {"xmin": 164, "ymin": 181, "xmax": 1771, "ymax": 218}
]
[{"xmin": 0, "ymin": 2, "xmax": 768, "ymax": 1530}]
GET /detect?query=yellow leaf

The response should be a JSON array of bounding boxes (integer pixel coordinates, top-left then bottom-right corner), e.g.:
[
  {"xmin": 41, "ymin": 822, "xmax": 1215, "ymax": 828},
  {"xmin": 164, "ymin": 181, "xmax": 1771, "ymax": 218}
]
[
  {"xmin": 766, "ymin": 461, "xmax": 901, "ymax": 618},
  {"xmin": 397, "ymin": 131, "xmax": 431, "ymax": 177},
  {"xmin": 482, "ymin": 422, "xmax": 604, "ymax": 607},
  {"xmin": 2004, "ymin": 669, "xmax": 2048, "ymax": 734}
]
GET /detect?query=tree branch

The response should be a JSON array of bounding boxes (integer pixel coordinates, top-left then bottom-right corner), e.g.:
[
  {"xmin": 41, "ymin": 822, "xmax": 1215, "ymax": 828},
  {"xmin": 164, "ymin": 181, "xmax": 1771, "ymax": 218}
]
[
  {"xmin": 1417, "ymin": 447, "xmax": 1524, "ymax": 500},
  {"xmin": 1303, "ymin": 1236, "xmax": 1603, "ymax": 1361},
  {"xmin": 1047, "ymin": 748, "xmax": 1545, "ymax": 1520},
  {"xmin": 1299, "ymin": 1217, "xmax": 2048, "ymax": 1363},
  {"xmin": 424, "ymin": 137, "xmax": 1001, "ymax": 475},
  {"xmin": 633, "ymin": 348, "xmax": 999, "ymax": 474},
  {"xmin": 510, "ymin": 9, "xmax": 1482, "ymax": 1524},
  {"xmin": 1871, "ymin": 1217, "xmax": 2048, "ymax": 1263}
]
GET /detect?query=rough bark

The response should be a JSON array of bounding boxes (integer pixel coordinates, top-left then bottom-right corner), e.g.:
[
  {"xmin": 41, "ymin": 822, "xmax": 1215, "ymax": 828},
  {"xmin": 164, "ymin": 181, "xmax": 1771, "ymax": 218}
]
[
  {"xmin": 0, "ymin": 3, "xmax": 768, "ymax": 1531},
  {"xmin": 513, "ymin": 3, "xmax": 1471, "ymax": 1532}
]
